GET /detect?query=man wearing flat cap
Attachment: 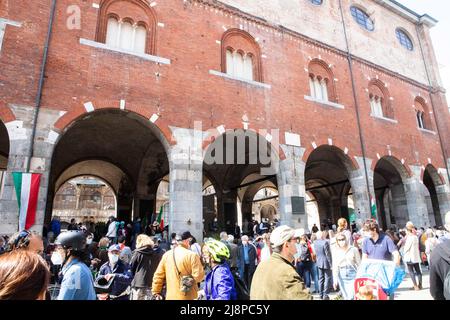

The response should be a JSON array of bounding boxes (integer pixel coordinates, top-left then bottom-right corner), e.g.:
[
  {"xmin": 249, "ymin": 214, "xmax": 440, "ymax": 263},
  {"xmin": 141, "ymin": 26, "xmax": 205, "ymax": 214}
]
[{"xmin": 250, "ymin": 225, "xmax": 312, "ymax": 300}]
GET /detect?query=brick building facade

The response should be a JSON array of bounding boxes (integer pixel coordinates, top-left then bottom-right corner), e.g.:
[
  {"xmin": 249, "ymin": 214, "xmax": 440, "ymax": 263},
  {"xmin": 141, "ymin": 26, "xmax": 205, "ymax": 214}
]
[{"xmin": 1, "ymin": 0, "xmax": 449, "ymax": 241}]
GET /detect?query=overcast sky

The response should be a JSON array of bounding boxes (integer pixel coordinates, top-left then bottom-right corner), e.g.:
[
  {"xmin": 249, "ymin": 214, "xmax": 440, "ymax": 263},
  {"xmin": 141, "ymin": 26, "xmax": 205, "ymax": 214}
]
[{"xmin": 398, "ymin": 0, "xmax": 450, "ymax": 102}]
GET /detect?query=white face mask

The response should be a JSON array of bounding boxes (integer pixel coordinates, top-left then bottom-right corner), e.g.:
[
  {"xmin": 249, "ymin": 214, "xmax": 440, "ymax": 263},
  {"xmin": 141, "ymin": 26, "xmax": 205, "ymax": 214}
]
[
  {"xmin": 86, "ymin": 238, "xmax": 93, "ymax": 245},
  {"xmin": 51, "ymin": 251, "xmax": 64, "ymax": 265},
  {"xmin": 108, "ymin": 253, "xmax": 119, "ymax": 265}
]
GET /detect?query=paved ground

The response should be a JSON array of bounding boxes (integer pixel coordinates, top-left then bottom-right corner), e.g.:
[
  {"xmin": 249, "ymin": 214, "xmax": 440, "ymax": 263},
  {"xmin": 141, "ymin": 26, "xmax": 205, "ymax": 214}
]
[{"xmin": 311, "ymin": 266, "xmax": 433, "ymax": 300}]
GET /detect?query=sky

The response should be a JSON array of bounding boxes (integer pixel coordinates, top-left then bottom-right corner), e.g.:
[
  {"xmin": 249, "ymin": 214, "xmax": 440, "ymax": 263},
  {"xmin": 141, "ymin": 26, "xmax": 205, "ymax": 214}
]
[{"xmin": 397, "ymin": 0, "xmax": 450, "ymax": 103}]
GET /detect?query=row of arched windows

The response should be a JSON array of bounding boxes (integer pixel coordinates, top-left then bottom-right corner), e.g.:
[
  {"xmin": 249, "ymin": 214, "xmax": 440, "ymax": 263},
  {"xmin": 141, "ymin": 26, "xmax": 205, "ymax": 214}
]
[{"xmin": 94, "ymin": 0, "xmax": 433, "ymax": 131}]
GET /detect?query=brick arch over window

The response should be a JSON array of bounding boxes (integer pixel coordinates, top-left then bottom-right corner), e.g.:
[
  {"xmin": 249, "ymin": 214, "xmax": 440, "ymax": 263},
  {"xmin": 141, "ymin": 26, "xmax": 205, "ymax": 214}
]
[
  {"xmin": 96, "ymin": 0, "xmax": 157, "ymax": 55},
  {"xmin": 414, "ymin": 97, "xmax": 433, "ymax": 130},
  {"xmin": 368, "ymin": 79, "xmax": 394, "ymax": 119},
  {"xmin": 308, "ymin": 59, "xmax": 337, "ymax": 102},
  {"xmin": 221, "ymin": 28, "xmax": 263, "ymax": 82}
]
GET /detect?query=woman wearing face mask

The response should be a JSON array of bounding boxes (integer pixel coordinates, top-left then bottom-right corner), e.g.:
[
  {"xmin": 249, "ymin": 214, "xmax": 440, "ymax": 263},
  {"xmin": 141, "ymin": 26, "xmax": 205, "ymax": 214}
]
[
  {"xmin": 332, "ymin": 232, "xmax": 361, "ymax": 300},
  {"xmin": 96, "ymin": 244, "xmax": 132, "ymax": 300},
  {"xmin": 202, "ymin": 239, "xmax": 237, "ymax": 300},
  {"xmin": 52, "ymin": 231, "xmax": 96, "ymax": 300}
]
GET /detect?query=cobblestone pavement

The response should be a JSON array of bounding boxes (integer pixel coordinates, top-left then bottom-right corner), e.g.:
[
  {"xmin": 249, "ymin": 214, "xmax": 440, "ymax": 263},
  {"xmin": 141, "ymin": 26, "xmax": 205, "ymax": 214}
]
[{"xmin": 311, "ymin": 266, "xmax": 433, "ymax": 300}]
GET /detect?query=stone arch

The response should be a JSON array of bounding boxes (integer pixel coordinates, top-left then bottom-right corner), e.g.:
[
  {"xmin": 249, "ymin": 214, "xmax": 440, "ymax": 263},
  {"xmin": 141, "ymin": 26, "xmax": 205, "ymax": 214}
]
[
  {"xmin": 422, "ymin": 164, "xmax": 448, "ymax": 227},
  {"xmin": 302, "ymin": 144, "xmax": 359, "ymax": 172}
]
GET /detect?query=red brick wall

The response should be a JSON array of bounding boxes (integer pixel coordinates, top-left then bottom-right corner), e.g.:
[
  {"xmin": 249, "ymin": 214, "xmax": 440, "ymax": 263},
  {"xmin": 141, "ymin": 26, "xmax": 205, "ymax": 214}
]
[{"xmin": 1, "ymin": 0, "xmax": 449, "ymax": 175}]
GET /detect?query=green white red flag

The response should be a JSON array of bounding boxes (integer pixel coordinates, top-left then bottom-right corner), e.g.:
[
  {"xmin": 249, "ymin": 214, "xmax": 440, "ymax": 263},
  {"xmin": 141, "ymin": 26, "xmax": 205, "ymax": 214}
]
[
  {"xmin": 156, "ymin": 205, "xmax": 164, "ymax": 231},
  {"xmin": 370, "ymin": 195, "xmax": 378, "ymax": 220},
  {"xmin": 12, "ymin": 172, "xmax": 41, "ymax": 230}
]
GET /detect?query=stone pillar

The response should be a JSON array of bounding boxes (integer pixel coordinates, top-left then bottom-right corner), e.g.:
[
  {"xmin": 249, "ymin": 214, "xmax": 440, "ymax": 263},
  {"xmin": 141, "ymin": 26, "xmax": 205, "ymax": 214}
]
[
  {"xmin": 277, "ymin": 145, "xmax": 307, "ymax": 230},
  {"xmin": 348, "ymin": 157, "xmax": 375, "ymax": 227},
  {"xmin": 168, "ymin": 126, "xmax": 204, "ymax": 242},
  {"xmin": 436, "ymin": 167, "xmax": 450, "ymax": 224},
  {"xmin": 0, "ymin": 106, "xmax": 64, "ymax": 235},
  {"xmin": 405, "ymin": 165, "xmax": 431, "ymax": 228}
]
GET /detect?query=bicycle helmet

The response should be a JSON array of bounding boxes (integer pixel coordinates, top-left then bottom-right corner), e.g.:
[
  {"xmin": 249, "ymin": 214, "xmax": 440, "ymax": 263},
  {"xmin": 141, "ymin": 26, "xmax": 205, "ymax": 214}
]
[
  {"xmin": 204, "ymin": 239, "xmax": 230, "ymax": 263},
  {"xmin": 54, "ymin": 230, "xmax": 86, "ymax": 251}
]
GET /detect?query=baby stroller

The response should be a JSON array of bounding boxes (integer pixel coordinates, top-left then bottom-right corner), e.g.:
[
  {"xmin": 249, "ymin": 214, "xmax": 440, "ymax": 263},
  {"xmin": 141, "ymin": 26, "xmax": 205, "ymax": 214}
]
[{"xmin": 354, "ymin": 259, "xmax": 405, "ymax": 300}]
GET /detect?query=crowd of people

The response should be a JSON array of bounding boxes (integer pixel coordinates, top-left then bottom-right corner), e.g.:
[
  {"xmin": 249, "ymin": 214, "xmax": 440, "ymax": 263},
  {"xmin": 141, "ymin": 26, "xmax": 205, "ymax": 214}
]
[{"xmin": 0, "ymin": 211, "xmax": 449, "ymax": 301}]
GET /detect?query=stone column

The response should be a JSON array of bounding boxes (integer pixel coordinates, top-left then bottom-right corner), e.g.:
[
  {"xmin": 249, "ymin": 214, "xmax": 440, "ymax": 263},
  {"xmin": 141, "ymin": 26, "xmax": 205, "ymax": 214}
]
[
  {"xmin": 436, "ymin": 167, "xmax": 450, "ymax": 224},
  {"xmin": 276, "ymin": 145, "xmax": 307, "ymax": 230},
  {"xmin": 348, "ymin": 157, "xmax": 375, "ymax": 227},
  {"xmin": 168, "ymin": 126, "xmax": 204, "ymax": 242},
  {"xmin": 405, "ymin": 165, "xmax": 431, "ymax": 228}
]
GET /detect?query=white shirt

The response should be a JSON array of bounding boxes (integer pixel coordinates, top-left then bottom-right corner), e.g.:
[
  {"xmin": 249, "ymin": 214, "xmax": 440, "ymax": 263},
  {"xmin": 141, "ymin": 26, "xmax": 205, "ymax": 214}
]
[{"xmin": 106, "ymin": 221, "xmax": 117, "ymax": 238}]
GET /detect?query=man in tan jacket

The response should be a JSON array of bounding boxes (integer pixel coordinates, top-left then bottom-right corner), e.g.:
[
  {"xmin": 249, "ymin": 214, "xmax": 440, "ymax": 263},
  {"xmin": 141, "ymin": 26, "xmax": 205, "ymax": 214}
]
[
  {"xmin": 152, "ymin": 231, "xmax": 205, "ymax": 300},
  {"xmin": 250, "ymin": 225, "xmax": 312, "ymax": 300}
]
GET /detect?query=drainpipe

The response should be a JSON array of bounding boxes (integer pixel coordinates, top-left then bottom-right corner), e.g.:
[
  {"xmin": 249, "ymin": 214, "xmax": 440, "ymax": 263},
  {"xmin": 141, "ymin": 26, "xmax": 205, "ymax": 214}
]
[
  {"xmin": 415, "ymin": 22, "xmax": 450, "ymax": 185},
  {"xmin": 337, "ymin": 0, "xmax": 373, "ymax": 218},
  {"xmin": 26, "ymin": 0, "xmax": 57, "ymax": 172}
]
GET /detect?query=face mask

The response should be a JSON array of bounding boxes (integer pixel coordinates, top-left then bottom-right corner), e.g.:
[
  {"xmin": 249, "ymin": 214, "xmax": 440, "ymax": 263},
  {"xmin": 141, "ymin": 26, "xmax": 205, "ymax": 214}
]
[
  {"xmin": 108, "ymin": 253, "xmax": 119, "ymax": 265},
  {"xmin": 86, "ymin": 238, "xmax": 93, "ymax": 245},
  {"xmin": 51, "ymin": 251, "xmax": 64, "ymax": 265}
]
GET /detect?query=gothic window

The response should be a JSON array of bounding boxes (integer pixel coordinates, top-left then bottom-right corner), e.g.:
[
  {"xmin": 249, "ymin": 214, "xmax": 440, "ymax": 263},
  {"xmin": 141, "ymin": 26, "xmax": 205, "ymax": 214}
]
[
  {"xmin": 368, "ymin": 79, "xmax": 394, "ymax": 119},
  {"xmin": 308, "ymin": 59, "xmax": 336, "ymax": 102}
]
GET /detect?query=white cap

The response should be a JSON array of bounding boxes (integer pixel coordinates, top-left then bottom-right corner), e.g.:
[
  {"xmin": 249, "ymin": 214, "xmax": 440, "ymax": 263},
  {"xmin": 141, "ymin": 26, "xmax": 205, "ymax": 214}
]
[
  {"xmin": 270, "ymin": 225, "xmax": 296, "ymax": 247},
  {"xmin": 294, "ymin": 228, "xmax": 305, "ymax": 238}
]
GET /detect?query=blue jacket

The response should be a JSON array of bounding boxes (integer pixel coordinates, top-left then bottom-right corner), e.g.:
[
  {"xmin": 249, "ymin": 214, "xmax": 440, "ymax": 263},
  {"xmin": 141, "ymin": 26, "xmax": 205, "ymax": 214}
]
[
  {"xmin": 97, "ymin": 260, "xmax": 132, "ymax": 298},
  {"xmin": 314, "ymin": 239, "xmax": 332, "ymax": 269},
  {"xmin": 50, "ymin": 219, "xmax": 61, "ymax": 237},
  {"xmin": 57, "ymin": 258, "xmax": 96, "ymax": 300},
  {"xmin": 204, "ymin": 263, "xmax": 237, "ymax": 300}
]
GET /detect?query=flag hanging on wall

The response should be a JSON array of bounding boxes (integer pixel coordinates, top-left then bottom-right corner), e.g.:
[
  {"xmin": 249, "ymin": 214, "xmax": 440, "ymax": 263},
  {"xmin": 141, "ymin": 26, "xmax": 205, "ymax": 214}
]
[
  {"xmin": 12, "ymin": 172, "xmax": 41, "ymax": 230},
  {"xmin": 156, "ymin": 205, "xmax": 164, "ymax": 231},
  {"xmin": 370, "ymin": 195, "xmax": 378, "ymax": 220}
]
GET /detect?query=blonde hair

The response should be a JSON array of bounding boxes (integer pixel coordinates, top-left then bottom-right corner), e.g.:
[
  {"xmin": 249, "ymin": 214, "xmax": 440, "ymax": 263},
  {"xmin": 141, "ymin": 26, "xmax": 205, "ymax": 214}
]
[
  {"xmin": 98, "ymin": 237, "xmax": 110, "ymax": 248},
  {"xmin": 337, "ymin": 218, "xmax": 348, "ymax": 233},
  {"xmin": 136, "ymin": 234, "xmax": 154, "ymax": 249}
]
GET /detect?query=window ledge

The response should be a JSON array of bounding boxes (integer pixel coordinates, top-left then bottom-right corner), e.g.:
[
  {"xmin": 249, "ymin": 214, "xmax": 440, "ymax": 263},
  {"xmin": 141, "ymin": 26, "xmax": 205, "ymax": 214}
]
[
  {"xmin": 209, "ymin": 70, "xmax": 271, "ymax": 89},
  {"xmin": 79, "ymin": 38, "xmax": 171, "ymax": 65},
  {"xmin": 418, "ymin": 128, "xmax": 436, "ymax": 135},
  {"xmin": 304, "ymin": 96, "xmax": 345, "ymax": 109},
  {"xmin": 370, "ymin": 114, "xmax": 398, "ymax": 124}
]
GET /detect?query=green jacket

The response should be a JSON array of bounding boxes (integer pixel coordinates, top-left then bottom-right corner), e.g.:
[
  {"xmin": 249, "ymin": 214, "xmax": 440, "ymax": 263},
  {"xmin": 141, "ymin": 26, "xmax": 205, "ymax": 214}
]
[{"xmin": 250, "ymin": 253, "xmax": 313, "ymax": 300}]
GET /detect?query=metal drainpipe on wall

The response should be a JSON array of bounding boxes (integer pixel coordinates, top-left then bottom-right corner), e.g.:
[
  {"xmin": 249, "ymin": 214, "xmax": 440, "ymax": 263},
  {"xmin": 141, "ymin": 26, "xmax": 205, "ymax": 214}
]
[
  {"xmin": 26, "ymin": 0, "xmax": 57, "ymax": 172},
  {"xmin": 415, "ymin": 23, "xmax": 450, "ymax": 185},
  {"xmin": 337, "ymin": 0, "xmax": 373, "ymax": 217}
]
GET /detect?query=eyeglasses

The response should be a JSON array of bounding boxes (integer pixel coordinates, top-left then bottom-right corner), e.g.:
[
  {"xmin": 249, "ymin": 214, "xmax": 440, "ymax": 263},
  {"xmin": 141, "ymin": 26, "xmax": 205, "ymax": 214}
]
[{"xmin": 337, "ymin": 238, "xmax": 346, "ymax": 242}]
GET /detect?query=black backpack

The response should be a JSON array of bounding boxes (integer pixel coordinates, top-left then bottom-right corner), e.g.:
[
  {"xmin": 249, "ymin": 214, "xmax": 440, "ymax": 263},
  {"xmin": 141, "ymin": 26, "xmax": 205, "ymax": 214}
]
[{"xmin": 232, "ymin": 271, "xmax": 250, "ymax": 300}]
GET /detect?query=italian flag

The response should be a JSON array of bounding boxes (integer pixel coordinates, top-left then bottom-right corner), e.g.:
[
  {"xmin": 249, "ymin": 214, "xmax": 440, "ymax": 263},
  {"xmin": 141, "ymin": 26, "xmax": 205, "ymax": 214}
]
[
  {"xmin": 156, "ymin": 205, "xmax": 164, "ymax": 231},
  {"xmin": 370, "ymin": 195, "xmax": 378, "ymax": 220},
  {"xmin": 12, "ymin": 172, "xmax": 41, "ymax": 230}
]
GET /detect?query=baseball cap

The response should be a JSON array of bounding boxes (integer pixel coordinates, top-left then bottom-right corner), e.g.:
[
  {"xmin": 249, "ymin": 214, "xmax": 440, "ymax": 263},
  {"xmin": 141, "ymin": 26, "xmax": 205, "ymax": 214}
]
[{"xmin": 270, "ymin": 225, "xmax": 296, "ymax": 247}]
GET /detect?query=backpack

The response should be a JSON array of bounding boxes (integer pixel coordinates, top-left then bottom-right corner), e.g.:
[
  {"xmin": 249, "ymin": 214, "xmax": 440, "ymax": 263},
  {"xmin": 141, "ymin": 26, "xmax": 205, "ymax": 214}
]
[
  {"xmin": 232, "ymin": 271, "xmax": 250, "ymax": 300},
  {"xmin": 444, "ymin": 270, "xmax": 450, "ymax": 300}
]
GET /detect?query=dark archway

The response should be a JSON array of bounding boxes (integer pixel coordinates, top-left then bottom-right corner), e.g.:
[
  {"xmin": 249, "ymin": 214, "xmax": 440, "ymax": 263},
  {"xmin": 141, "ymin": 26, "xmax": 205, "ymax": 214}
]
[
  {"xmin": 423, "ymin": 165, "xmax": 444, "ymax": 227},
  {"xmin": 304, "ymin": 146, "xmax": 356, "ymax": 228},
  {"xmin": 203, "ymin": 129, "xmax": 279, "ymax": 235},
  {"xmin": 46, "ymin": 109, "xmax": 169, "ymax": 225},
  {"xmin": 373, "ymin": 157, "xmax": 410, "ymax": 230},
  {"xmin": 0, "ymin": 120, "xmax": 9, "ymax": 194}
]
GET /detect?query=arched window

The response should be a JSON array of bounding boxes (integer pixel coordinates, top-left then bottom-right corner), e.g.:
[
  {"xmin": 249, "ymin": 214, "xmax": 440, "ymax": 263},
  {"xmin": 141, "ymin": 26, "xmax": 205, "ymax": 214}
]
[
  {"xmin": 96, "ymin": 0, "xmax": 156, "ymax": 55},
  {"xmin": 221, "ymin": 29, "xmax": 263, "ymax": 82},
  {"xmin": 350, "ymin": 6, "xmax": 374, "ymax": 31},
  {"xmin": 368, "ymin": 79, "xmax": 394, "ymax": 119},
  {"xmin": 308, "ymin": 59, "xmax": 336, "ymax": 102},
  {"xmin": 415, "ymin": 97, "xmax": 432, "ymax": 130},
  {"xmin": 396, "ymin": 28, "xmax": 413, "ymax": 51},
  {"xmin": 310, "ymin": 0, "xmax": 323, "ymax": 5}
]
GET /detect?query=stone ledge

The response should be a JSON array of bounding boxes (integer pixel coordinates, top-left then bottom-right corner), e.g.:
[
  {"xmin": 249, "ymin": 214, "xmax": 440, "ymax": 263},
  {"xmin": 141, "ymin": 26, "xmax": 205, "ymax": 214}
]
[
  {"xmin": 209, "ymin": 70, "xmax": 271, "ymax": 89},
  {"xmin": 79, "ymin": 38, "xmax": 171, "ymax": 65},
  {"xmin": 418, "ymin": 128, "xmax": 437, "ymax": 135},
  {"xmin": 304, "ymin": 96, "xmax": 345, "ymax": 109},
  {"xmin": 370, "ymin": 114, "xmax": 398, "ymax": 124}
]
